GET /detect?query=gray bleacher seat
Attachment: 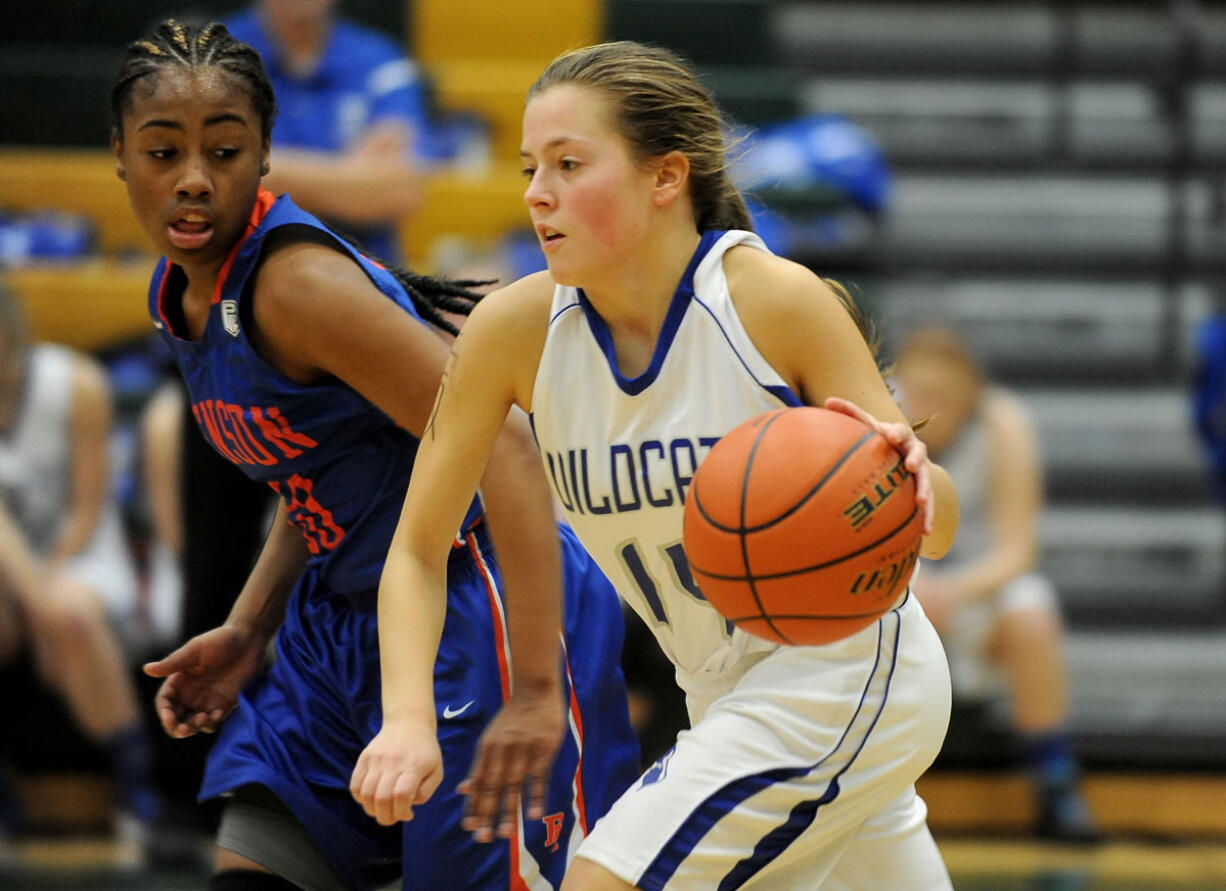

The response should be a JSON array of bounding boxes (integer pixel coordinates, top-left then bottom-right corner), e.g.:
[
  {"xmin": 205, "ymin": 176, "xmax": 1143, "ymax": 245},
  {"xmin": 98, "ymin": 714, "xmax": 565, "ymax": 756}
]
[
  {"xmin": 879, "ymin": 172, "xmax": 1172, "ymax": 269},
  {"xmin": 771, "ymin": 2, "xmax": 1226, "ymax": 79},
  {"xmin": 1071, "ymin": 5, "xmax": 1181, "ymax": 75},
  {"xmin": 1040, "ymin": 505, "xmax": 1226, "ymax": 625},
  {"xmin": 1021, "ymin": 387, "xmax": 1215, "ymax": 503},
  {"xmin": 875, "ymin": 277, "xmax": 1197, "ymax": 382},
  {"xmin": 1191, "ymin": 82, "xmax": 1226, "ymax": 163},
  {"xmin": 770, "ymin": 2, "xmax": 1056, "ymax": 75},
  {"xmin": 796, "ymin": 78, "xmax": 1172, "ymax": 167},
  {"xmin": 797, "ymin": 79, "xmax": 1050, "ymax": 166},
  {"xmin": 1066, "ymin": 82, "xmax": 1172, "ymax": 164},
  {"xmin": 1065, "ymin": 628, "xmax": 1226, "ymax": 765}
]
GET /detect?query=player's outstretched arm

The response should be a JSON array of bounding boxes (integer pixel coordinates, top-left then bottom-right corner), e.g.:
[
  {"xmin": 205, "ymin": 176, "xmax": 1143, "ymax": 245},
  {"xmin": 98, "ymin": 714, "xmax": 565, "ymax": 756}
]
[
  {"xmin": 348, "ymin": 273, "xmax": 560, "ymax": 830},
  {"xmin": 458, "ymin": 402, "xmax": 565, "ymax": 842},
  {"xmin": 143, "ymin": 501, "xmax": 308, "ymax": 737}
]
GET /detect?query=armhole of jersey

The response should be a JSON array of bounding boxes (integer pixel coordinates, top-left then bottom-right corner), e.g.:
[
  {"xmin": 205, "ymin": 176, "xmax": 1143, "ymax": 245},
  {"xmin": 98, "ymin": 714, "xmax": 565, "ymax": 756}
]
[
  {"xmin": 693, "ymin": 230, "xmax": 798, "ymax": 404},
  {"xmin": 239, "ymin": 222, "xmax": 361, "ymax": 340}
]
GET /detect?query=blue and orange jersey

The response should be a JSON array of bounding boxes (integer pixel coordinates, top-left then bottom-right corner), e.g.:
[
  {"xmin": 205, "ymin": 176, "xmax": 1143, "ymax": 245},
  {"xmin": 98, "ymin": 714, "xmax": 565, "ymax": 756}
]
[{"xmin": 148, "ymin": 190, "xmax": 480, "ymax": 600}]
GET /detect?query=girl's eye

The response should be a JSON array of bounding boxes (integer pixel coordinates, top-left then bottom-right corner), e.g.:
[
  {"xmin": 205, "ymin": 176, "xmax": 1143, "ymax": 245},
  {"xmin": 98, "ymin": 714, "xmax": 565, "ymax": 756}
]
[
  {"xmin": 149, "ymin": 148, "xmax": 176, "ymax": 160},
  {"xmin": 521, "ymin": 166, "xmax": 536, "ymax": 179},
  {"xmin": 559, "ymin": 159, "xmax": 578, "ymax": 171},
  {"xmin": 214, "ymin": 148, "xmax": 239, "ymax": 159}
]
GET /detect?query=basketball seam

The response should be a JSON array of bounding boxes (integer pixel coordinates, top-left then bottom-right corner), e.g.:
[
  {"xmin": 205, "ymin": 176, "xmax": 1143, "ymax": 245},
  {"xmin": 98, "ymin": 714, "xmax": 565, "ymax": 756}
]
[
  {"xmin": 689, "ymin": 507, "xmax": 922, "ymax": 583},
  {"xmin": 693, "ymin": 429, "xmax": 880, "ymax": 534},
  {"xmin": 738, "ymin": 409, "xmax": 791, "ymax": 644}
]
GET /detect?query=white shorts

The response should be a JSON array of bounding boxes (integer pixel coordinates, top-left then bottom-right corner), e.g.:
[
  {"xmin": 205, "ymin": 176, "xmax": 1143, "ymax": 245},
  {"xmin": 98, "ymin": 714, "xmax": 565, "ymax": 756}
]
[
  {"xmin": 575, "ymin": 594, "xmax": 953, "ymax": 890},
  {"xmin": 942, "ymin": 573, "xmax": 1059, "ymax": 701}
]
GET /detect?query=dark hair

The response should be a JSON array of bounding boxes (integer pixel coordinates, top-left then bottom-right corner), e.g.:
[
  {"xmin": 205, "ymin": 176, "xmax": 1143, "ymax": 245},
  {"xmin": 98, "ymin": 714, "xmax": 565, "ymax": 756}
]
[
  {"xmin": 384, "ymin": 269, "xmax": 487, "ymax": 337},
  {"xmin": 110, "ymin": 19, "xmax": 277, "ymax": 142},
  {"xmin": 528, "ymin": 41, "xmax": 752, "ymax": 233}
]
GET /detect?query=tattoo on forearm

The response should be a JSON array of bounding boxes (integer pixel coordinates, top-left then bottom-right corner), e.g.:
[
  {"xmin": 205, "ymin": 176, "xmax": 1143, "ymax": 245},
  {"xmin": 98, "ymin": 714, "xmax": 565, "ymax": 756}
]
[{"xmin": 425, "ymin": 348, "xmax": 459, "ymax": 441}]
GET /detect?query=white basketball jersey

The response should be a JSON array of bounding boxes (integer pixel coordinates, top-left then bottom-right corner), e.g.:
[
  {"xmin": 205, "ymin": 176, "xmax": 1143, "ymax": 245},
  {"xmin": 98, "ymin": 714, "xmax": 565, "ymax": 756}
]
[
  {"xmin": 0, "ymin": 344, "xmax": 137, "ymax": 621},
  {"xmin": 0, "ymin": 344, "xmax": 77, "ymax": 552},
  {"xmin": 531, "ymin": 230, "xmax": 802, "ymax": 698}
]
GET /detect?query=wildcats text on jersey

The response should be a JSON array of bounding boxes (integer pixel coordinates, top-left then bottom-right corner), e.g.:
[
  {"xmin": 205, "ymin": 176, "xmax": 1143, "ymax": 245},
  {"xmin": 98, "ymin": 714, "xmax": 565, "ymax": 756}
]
[
  {"xmin": 544, "ymin": 436, "xmax": 721, "ymax": 516},
  {"xmin": 191, "ymin": 399, "xmax": 319, "ymax": 467}
]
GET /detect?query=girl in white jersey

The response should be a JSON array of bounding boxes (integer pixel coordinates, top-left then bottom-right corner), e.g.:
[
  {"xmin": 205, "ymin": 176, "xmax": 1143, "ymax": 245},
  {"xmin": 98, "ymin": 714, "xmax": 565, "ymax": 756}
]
[
  {"xmin": 895, "ymin": 326, "xmax": 1098, "ymax": 843},
  {"xmin": 0, "ymin": 284, "xmax": 160, "ymax": 844},
  {"xmin": 353, "ymin": 42, "xmax": 961, "ymax": 889}
]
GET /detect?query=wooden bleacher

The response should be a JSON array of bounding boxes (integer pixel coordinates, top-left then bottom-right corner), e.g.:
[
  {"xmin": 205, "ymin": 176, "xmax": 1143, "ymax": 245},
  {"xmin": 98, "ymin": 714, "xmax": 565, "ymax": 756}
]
[{"xmin": 0, "ymin": 148, "xmax": 530, "ymax": 352}]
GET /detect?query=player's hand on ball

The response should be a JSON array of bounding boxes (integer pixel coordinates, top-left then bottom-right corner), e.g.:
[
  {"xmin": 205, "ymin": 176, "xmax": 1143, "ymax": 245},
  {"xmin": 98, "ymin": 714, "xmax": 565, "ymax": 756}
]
[
  {"xmin": 351, "ymin": 721, "xmax": 443, "ymax": 826},
  {"xmin": 142, "ymin": 624, "xmax": 265, "ymax": 738},
  {"xmin": 824, "ymin": 396, "xmax": 934, "ymax": 535},
  {"xmin": 458, "ymin": 685, "xmax": 565, "ymax": 842}
]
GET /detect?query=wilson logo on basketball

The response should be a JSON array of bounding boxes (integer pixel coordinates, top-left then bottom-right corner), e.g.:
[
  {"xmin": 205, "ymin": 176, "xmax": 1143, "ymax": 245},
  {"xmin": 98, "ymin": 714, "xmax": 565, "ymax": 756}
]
[
  {"xmin": 842, "ymin": 458, "xmax": 910, "ymax": 530},
  {"xmin": 849, "ymin": 546, "xmax": 920, "ymax": 597}
]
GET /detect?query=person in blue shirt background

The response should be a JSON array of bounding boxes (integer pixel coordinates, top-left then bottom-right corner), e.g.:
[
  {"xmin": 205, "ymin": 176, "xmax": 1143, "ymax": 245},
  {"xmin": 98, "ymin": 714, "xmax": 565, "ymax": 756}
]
[{"xmin": 226, "ymin": 0, "xmax": 425, "ymax": 264}]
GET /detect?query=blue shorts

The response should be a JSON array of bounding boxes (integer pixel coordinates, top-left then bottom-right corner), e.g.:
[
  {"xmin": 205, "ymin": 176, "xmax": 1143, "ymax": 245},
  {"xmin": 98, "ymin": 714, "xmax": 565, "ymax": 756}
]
[{"xmin": 200, "ymin": 522, "xmax": 640, "ymax": 890}]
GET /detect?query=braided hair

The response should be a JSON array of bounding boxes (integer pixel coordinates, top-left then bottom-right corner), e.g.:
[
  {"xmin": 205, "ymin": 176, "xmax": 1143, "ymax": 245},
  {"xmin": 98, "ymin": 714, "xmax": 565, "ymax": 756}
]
[
  {"xmin": 110, "ymin": 19, "xmax": 276, "ymax": 143},
  {"xmin": 110, "ymin": 19, "xmax": 485, "ymax": 334},
  {"xmin": 383, "ymin": 269, "xmax": 488, "ymax": 337}
]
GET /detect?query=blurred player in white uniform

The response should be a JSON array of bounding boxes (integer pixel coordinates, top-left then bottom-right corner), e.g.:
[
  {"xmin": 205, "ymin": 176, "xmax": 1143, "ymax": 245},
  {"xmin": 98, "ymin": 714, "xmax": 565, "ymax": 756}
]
[
  {"xmin": 895, "ymin": 325, "xmax": 1099, "ymax": 843},
  {"xmin": 0, "ymin": 284, "xmax": 158, "ymax": 839}
]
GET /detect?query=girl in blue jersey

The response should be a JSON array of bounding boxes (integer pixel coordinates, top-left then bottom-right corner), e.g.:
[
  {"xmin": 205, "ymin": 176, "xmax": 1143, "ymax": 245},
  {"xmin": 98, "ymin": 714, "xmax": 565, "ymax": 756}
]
[
  {"xmin": 110, "ymin": 20, "xmax": 638, "ymax": 891},
  {"xmin": 356, "ymin": 42, "xmax": 961, "ymax": 889}
]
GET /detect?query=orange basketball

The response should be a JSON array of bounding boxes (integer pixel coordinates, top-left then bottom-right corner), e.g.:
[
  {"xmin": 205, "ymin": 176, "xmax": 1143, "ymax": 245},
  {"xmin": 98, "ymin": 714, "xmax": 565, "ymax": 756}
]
[{"xmin": 682, "ymin": 406, "xmax": 924, "ymax": 646}]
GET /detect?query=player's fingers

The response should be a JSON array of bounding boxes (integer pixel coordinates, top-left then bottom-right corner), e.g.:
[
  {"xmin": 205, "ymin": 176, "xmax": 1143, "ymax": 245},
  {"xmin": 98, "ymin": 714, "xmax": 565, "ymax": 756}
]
[
  {"xmin": 153, "ymin": 684, "xmax": 188, "ymax": 736},
  {"xmin": 349, "ymin": 756, "xmax": 369, "ymax": 804},
  {"xmin": 142, "ymin": 656, "xmax": 177, "ymax": 678},
  {"xmin": 372, "ymin": 768, "xmax": 403, "ymax": 826},
  {"xmin": 824, "ymin": 396, "xmax": 877, "ymax": 430},
  {"xmin": 916, "ymin": 464, "xmax": 935, "ymax": 534},
  {"xmin": 525, "ymin": 770, "xmax": 548, "ymax": 822},
  {"xmin": 391, "ymin": 771, "xmax": 420, "ymax": 823},
  {"xmin": 493, "ymin": 747, "xmax": 531, "ymax": 838},
  {"xmin": 463, "ymin": 747, "xmax": 509, "ymax": 841},
  {"xmin": 142, "ymin": 643, "xmax": 196, "ymax": 678},
  {"xmin": 354, "ymin": 763, "xmax": 382, "ymax": 818}
]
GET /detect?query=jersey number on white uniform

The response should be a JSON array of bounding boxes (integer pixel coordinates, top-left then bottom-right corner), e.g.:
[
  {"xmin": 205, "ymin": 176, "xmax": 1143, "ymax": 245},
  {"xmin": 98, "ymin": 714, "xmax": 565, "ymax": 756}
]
[{"xmin": 617, "ymin": 539, "xmax": 734, "ymax": 636}]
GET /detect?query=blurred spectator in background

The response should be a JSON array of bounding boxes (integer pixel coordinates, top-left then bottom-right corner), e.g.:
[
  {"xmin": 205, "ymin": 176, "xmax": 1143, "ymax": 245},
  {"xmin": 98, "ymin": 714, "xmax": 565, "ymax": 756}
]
[
  {"xmin": 735, "ymin": 112, "xmax": 893, "ymax": 259},
  {"xmin": 893, "ymin": 325, "xmax": 1101, "ymax": 843},
  {"xmin": 226, "ymin": 0, "xmax": 428, "ymax": 264},
  {"xmin": 135, "ymin": 378, "xmax": 189, "ymax": 648},
  {"xmin": 0, "ymin": 283, "xmax": 160, "ymax": 847},
  {"xmin": 1192, "ymin": 303, "xmax": 1226, "ymax": 502}
]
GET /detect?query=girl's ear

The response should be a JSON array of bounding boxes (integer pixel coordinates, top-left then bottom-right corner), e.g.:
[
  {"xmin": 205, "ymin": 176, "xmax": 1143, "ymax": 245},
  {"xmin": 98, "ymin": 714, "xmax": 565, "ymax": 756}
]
[
  {"xmin": 260, "ymin": 139, "xmax": 271, "ymax": 177},
  {"xmin": 652, "ymin": 150, "xmax": 690, "ymax": 207},
  {"xmin": 111, "ymin": 129, "xmax": 127, "ymax": 181}
]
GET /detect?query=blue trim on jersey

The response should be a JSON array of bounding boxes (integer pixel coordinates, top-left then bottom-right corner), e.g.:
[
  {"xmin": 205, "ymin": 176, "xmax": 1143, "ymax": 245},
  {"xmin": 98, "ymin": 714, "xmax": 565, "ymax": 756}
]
[
  {"xmin": 637, "ymin": 609, "xmax": 903, "ymax": 890},
  {"xmin": 765, "ymin": 383, "xmax": 802, "ymax": 407},
  {"xmin": 577, "ymin": 231, "xmax": 721, "ymax": 396},
  {"xmin": 549, "ymin": 300, "xmax": 583, "ymax": 328},
  {"xmin": 688, "ymin": 294, "xmax": 802, "ymax": 408}
]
